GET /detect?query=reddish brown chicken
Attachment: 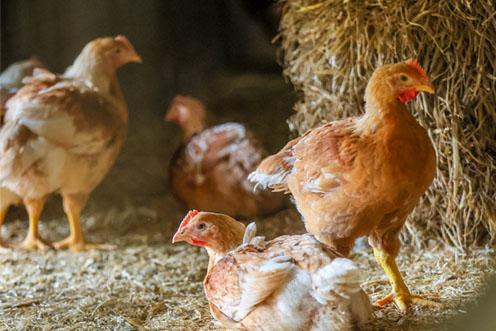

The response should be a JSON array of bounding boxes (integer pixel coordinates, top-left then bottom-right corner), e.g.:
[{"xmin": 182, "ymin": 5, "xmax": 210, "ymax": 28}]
[
  {"xmin": 250, "ymin": 60, "xmax": 439, "ymax": 312},
  {"xmin": 172, "ymin": 211, "xmax": 372, "ymax": 330},
  {"xmin": 0, "ymin": 36, "xmax": 141, "ymax": 251},
  {"xmin": 166, "ymin": 95, "xmax": 284, "ymax": 217}
]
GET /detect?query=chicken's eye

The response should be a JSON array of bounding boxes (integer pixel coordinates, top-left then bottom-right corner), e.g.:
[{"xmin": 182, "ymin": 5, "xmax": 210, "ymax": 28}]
[
  {"xmin": 197, "ymin": 223, "xmax": 206, "ymax": 230},
  {"xmin": 115, "ymin": 48, "xmax": 121, "ymax": 54},
  {"xmin": 399, "ymin": 74, "xmax": 409, "ymax": 82}
]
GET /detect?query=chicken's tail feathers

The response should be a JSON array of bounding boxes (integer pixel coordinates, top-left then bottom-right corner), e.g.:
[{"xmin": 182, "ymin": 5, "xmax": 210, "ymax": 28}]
[
  {"xmin": 248, "ymin": 137, "xmax": 301, "ymax": 192},
  {"xmin": 242, "ymin": 222, "xmax": 257, "ymax": 245},
  {"xmin": 248, "ymin": 167, "xmax": 289, "ymax": 193},
  {"xmin": 311, "ymin": 258, "xmax": 373, "ymax": 323},
  {"xmin": 240, "ymin": 222, "xmax": 266, "ymax": 249}
]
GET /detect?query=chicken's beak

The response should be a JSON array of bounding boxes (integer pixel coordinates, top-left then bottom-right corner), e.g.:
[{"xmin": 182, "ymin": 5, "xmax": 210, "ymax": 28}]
[
  {"xmin": 128, "ymin": 52, "xmax": 142, "ymax": 64},
  {"xmin": 414, "ymin": 83, "xmax": 435, "ymax": 94},
  {"xmin": 172, "ymin": 231, "xmax": 186, "ymax": 244}
]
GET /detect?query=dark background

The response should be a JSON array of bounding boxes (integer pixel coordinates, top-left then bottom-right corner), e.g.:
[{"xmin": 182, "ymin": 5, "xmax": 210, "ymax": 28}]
[{"xmin": 1, "ymin": 0, "xmax": 293, "ymax": 203}]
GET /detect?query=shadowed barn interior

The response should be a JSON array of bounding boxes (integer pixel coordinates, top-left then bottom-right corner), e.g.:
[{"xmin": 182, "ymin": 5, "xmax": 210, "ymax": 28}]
[
  {"xmin": 1, "ymin": 0, "xmax": 292, "ymax": 202},
  {"xmin": 0, "ymin": 0, "xmax": 495, "ymax": 330}
]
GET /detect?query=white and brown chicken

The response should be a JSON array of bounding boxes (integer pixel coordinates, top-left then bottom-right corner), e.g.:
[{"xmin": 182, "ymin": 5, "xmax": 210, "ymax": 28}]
[
  {"xmin": 172, "ymin": 210, "xmax": 372, "ymax": 331},
  {"xmin": 165, "ymin": 95, "xmax": 284, "ymax": 218},
  {"xmin": 0, "ymin": 36, "xmax": 141, "ymax": 251}
]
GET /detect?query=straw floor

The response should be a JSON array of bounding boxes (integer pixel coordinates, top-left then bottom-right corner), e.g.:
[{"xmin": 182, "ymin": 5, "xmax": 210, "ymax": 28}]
[{"xmin": 1, "ymin": 195, "xmax": 494, "ymax": 330}]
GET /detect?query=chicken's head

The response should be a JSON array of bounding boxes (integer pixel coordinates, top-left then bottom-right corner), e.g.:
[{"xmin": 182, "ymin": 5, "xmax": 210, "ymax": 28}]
[
  {"xmin": 82, "ymin": 35, "xmax": 142, "ymax": 71},
  {"xmin": 366, "ymin": 59, "xmax": 435, "ymax": 104},
  {"xmin": 165, "ymin": 95, "xmax": 207, "ymax": 139},
  {"xmin": 172, "ymin": 210, "xmax": 245, "ymax": 253}
]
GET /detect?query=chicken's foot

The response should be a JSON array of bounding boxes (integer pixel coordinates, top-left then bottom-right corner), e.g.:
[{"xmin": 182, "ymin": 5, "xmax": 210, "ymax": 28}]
[
  {"xmin": 373, "ymin": 247, "xmax": 442, "ymax": 312},
  {"xmin": 375, "ymin": 292, "xmax": 441, "ymax": 310},
  {"xmin": 16, "ymin": 198, "xmax": 51, "ymax": 251},
  {"xmin": 54, "ymin": 194, "xmax": 115, "ymax": 252},
  {"xmin": 54, "ymin": 235, "xmax": 115, "ymax": 252}
]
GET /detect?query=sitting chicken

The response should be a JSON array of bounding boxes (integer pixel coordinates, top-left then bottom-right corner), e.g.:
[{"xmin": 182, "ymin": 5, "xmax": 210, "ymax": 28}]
[
  {"xmin": 0, "ymin": 36, "xmax": 141, "ymax": 251},
  {"xmin": 172, "ymin": 210, "xmax": 372, "ymax": 330},
  {"xmin": 166, "ymin": 95, "xmax": 284, "ymax": 217},
  {"xmin": 250, "ymin": 60, "xmax": 439, "ymax": 312},
  {"xmin": 0, "ymin": 57, "xmax": 46, "ymax": 250}
]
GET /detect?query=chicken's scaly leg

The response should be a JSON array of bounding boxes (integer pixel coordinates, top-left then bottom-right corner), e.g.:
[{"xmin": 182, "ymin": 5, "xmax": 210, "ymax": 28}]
[
  {"xmin": 16, "ymin": 198, "xmax": 51, "ymax": 251},
  {"xmin": 54, "ymin": 193, "xmax": 114, "ymax": 251},
  {"xmin": 373, "ymin": 248, "xmax": 441, "ymax": 312}
]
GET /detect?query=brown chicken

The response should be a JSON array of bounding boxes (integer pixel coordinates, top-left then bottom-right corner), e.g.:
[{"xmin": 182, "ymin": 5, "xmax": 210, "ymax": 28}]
[
  {"xmin": 0, "ymin": 57, "xmax": 47, "ymax": 250},
  {"xmin": 166, "ymin": 95, "xmax": 284, "ymax": 217},
  {"xmin": 172, "ymin": 211, "xmax": 372, "ymax": 330},
  {"xmin": 250, "ymin": 59, "xmax": 439, "ymax": 312},
  {"xmin": 0, "ymin": 36, "xmax": 141, "ymax": 251}
]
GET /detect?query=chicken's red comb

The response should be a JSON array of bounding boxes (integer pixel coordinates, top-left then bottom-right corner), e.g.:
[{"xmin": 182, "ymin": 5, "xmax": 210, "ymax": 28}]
[
  {"xmin": 179, "ymin": 209, "xmax": 200, "ymax": 229},
  {"xmin": 405, "ymin": 59, "xmax": 428, "ymax": 79}
]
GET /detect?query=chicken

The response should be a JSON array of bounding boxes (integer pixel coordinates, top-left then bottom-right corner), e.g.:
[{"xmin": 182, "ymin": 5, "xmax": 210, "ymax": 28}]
[
  {"xmin": 1, "ymin": 56, "xmax": 45, "ymax": 85},
  {"xmin": 0, "ymin": 36, "xmax": 141, "ymax": 251},
  {"xmin": 0, "ymin": 57, "xmax": 46, "ymax": 250},
  {"xmin": 249, "ymin": 59, "xmax": 439, "ymax": 312},
  {"xmin": 1, "ymin": 57, "xmax": 47, "ymax": 124},
  {"xmin": 172, "ymin": 211, "xmax": 372, "ymax": 330},
  {"xmin": 165, "ymin": 95, "xmax": 284, "ymax": 217}
]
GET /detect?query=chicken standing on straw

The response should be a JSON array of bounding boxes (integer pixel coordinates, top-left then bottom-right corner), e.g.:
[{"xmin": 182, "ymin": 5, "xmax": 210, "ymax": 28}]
[
  {"xmin": 166, "ymin": 95, "xmax": 284, "ymax": 217},
  {"xmin": 172, "ymin": 210, "xmax": 372, "ymax": 330},
  {"xmin": 0, "ymin": 36, "xmax": 141, "ymax": 251},
  {"xmin": 250, "ymin": 60, "xmax": 440, "ymax": 312},
  {"xmin": 0, "ymin": 57, "xmax": 47, "ymax": 250}
]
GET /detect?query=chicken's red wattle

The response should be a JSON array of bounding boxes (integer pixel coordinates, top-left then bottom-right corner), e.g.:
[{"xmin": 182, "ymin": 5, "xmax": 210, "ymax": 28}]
[{"xmin": 398, "ymin": 89, "xmax": 418, "ymax": 103}]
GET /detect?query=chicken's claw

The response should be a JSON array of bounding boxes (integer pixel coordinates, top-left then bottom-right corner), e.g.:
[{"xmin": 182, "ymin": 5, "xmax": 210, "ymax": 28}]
[
  {"xmin": 53, "ymin": 237, "xmax": 116, "ymax": 252},
  {"xmin": 16, "ymin": 236, "xmax": 52, "ymax": 251},
  {"xmin": 374, "ymin": 293, "xmax": 393, "ymax": 307},
  {"xmin": 374, "ymin": 292, "xmax": 442, "ymax": 312}
]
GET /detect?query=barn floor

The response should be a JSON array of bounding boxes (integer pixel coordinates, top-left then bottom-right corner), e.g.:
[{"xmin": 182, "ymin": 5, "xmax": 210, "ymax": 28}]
[{"xmin": 0, "ymin": 195, "xmax": 495, "ymax": 331}]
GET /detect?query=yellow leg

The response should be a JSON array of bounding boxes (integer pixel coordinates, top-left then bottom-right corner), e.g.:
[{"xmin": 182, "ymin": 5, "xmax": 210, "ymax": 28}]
[
  {"xmin": 54, "ymin": 194, "xmax": 114, "ymax": 252},
  {"xmin": 373, "ymin": 248, "xmax": 441, "ymax": 312},
  {"xmin": 16, "ymin": 198, "xmax": 51, "ymax": 251}
]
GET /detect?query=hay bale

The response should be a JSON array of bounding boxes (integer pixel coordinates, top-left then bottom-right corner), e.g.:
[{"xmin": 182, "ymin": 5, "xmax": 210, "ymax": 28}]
[{"xmin": 278, "ymin": 0, "xmax": 496, "ymax": 249}]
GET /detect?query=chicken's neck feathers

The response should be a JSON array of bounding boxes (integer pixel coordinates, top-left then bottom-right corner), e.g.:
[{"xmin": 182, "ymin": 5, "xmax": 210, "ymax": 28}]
[
  {"xmin": 64, "ymin": 52, "xmax": 115, "ymax": 95},
  {"xmin": 182, "ymin": 120, "xmax": 206, "ymax": 142},
  {"xmin": 64, "ymin": 54, "xmax": 128, "ymax": 124},
  {"xmin": 359, "ymin": 87, "xmax": 417, "ymax": 136}
]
